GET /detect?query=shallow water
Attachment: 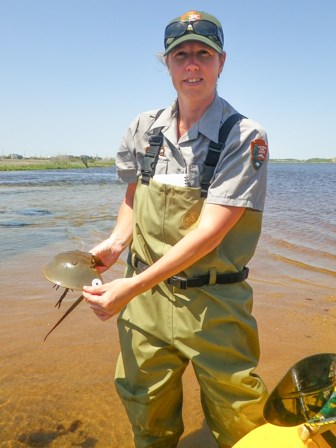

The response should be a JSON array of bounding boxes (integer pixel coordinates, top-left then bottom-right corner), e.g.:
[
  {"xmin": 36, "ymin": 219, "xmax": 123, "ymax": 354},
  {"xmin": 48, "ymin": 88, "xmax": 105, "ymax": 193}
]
[
  {"xmin": 260, "ymin": 163, "xmax": 335, "ymax": 276},
  {"xmin": 0, "ymin": 167, "xmax": 123, "ymax": 259},
  {"xmin": 0, "ymin": 164, "xmax": 335, "ymax": 447},
  {"xmin": 1, "ymin": 164, "xmax": 335, "ymax": 286}
]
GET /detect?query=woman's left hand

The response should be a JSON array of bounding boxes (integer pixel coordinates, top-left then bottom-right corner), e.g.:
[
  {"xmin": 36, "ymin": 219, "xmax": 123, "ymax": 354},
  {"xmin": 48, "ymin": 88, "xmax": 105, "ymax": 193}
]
[{"xmin": 82, "ymin": 277, "xmax": 136, "ymax": 321}]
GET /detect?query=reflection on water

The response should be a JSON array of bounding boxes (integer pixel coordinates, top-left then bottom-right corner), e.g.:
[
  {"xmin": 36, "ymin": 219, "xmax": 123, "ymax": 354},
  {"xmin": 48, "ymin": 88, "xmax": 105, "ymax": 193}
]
[
  {"xmin": 0, "ymin": 167, "xmax": 124, "ymax": 259},
  {"xmin": 255, "ymin": 163, "xmax": 336, "ymax": 290}
]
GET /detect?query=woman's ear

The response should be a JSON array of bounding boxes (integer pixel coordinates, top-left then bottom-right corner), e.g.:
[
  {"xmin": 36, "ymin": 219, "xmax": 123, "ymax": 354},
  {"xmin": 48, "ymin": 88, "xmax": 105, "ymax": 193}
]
[
  {"xmin": 218, "ymin": 51, "xmax": 226, "ymax": 76},
  {"xmin": 164, "ymin": 55, "xmax": 170, "ymax": 73}
]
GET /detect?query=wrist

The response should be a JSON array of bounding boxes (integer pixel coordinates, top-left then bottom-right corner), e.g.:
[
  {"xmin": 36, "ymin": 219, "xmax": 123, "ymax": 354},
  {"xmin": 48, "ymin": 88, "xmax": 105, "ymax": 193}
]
[{"xmin": 107, "ymin": 233, "xmax": 129, "ymax": 257}]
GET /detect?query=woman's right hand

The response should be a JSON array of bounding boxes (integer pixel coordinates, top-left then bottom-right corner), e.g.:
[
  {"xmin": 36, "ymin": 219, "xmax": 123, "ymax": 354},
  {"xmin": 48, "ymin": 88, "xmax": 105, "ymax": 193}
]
[{"xmin": 90, "ymin": 237, "xmax": 121, "ymax": 273}]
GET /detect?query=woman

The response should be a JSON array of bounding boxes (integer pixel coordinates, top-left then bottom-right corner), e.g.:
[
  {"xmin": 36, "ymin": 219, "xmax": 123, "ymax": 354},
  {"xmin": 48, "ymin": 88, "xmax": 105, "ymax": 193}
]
[{"xmin": 83, "ymin": 10, "xmax": 269, "ymax": 448}]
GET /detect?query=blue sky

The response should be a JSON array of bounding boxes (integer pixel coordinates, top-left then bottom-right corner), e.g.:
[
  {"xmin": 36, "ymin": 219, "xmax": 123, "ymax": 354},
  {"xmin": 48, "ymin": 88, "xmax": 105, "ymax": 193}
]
[{"xmin": 1, "ymin": 0, "xmax": 335, "ymax": 159}]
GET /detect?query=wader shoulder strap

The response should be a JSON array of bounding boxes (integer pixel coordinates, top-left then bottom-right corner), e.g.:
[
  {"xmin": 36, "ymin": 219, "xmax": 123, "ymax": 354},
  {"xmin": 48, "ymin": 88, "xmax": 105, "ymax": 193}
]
[
  {"xmin": 141, "ymin": 109, "xmax": 165, "ymax": 185},
  {"xmin": 141, "ymin": 110, "xmax": 245, "ymax": 190},
  {"xmin": 200, "ymin": 113, "xmax": 245, "ymax": 198}
]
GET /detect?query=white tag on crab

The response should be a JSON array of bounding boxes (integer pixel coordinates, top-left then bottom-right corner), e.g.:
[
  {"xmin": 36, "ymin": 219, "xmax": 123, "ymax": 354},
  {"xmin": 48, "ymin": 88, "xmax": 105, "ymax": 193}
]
[{"xmin": 92, "ymin": 278, "xmax": 102, "ymax": 287}]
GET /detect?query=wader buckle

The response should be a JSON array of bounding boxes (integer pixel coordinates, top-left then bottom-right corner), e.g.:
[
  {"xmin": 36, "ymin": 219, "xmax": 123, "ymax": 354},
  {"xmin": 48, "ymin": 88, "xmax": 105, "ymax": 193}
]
[{"xmin": 166, "ymin": 275, "xmax": 188, "ymax": 290}]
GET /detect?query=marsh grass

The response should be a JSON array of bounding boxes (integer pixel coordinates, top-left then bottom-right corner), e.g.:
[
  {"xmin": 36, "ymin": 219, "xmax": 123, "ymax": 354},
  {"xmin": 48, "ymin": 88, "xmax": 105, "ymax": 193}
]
[{"xmin": 0, "ymin": 157, "xmax": 114, "ymax": 171}]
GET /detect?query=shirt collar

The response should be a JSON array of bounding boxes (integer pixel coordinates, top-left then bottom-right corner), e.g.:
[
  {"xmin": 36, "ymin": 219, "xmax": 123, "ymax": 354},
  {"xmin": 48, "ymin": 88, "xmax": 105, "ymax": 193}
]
[
  {"xmin": 197, "ymin": 95, "xmax": 223, "ymax": 143},
  {"xmin": 149, "ymin": 102, "xmax": 179, "ymax": 145},
  {"xmin": 149, "ymin": 94, "xmax": 224, "ymax": 144}
]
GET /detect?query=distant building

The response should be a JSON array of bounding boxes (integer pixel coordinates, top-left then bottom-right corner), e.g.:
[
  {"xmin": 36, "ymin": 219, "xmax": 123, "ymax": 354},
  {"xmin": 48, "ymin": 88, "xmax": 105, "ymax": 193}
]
[{"xmin": 9, "ymin": 153, "xmax": 23, "ymax": 159}]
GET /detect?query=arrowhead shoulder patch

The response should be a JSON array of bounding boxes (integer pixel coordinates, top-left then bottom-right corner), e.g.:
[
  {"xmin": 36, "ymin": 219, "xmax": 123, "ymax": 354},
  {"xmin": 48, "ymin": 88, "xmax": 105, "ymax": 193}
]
[{"xmin": 250, "ymin": 138, "xmax": 268, "ymax": 169}]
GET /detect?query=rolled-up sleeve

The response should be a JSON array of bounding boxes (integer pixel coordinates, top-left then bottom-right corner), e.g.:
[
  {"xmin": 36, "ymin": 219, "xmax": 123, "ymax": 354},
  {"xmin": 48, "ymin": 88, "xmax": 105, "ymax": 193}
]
[
  {"xmin": 115, "ymin": 116, "xmax": 140, "ymax": 184},
  {"xmin": 116, "ymin": 110, "xmax": 165, "ymax": 184}
]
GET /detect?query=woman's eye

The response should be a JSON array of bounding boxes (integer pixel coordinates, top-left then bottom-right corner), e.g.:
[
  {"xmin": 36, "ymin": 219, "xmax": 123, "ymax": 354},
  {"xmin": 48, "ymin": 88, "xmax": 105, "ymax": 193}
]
[{"xmin": 174, "ymin": 51, "xmax": 187, "ymax": 59}]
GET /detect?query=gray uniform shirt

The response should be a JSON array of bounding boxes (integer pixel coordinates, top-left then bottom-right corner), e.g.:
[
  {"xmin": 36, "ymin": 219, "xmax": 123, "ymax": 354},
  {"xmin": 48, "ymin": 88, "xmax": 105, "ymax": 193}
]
[{"xmin": 116, "ymin": 95, "xmax": 268, "ymax": 211}]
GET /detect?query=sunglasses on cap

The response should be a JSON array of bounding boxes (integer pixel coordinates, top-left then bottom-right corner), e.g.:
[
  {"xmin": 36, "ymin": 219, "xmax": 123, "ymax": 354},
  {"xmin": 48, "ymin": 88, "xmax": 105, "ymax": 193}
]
[{"xmin": 164, "ymin": 19, "xmax": 224, "ymax": 50}]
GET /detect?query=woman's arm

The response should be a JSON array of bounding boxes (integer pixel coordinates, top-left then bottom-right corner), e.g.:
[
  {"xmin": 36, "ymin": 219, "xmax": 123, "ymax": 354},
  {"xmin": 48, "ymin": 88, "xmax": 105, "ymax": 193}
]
[{"xmin": 90, "ymin": 183, "xmax": 137, "ymax": 272}]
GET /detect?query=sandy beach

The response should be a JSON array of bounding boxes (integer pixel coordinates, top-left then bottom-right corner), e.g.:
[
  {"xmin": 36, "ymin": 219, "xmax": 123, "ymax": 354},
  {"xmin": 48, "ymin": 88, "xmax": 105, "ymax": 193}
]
[{"xmin": 1, "ymin": 248, "xmax": 335, "ymax": 448}]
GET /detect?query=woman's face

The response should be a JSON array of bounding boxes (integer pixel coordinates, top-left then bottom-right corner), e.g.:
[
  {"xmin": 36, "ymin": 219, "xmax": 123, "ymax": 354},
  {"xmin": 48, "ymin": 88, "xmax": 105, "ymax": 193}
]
[{"xmin": 165, "ymin": 41, "xmax": 226, "ymax": 103}]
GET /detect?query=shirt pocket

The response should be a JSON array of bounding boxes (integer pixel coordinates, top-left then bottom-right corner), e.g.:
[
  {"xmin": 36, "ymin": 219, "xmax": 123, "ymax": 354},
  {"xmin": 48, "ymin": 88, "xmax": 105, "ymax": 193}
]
[{"xmin": 155, "ymin": 156, "xmax": 169, "ymax": 175}]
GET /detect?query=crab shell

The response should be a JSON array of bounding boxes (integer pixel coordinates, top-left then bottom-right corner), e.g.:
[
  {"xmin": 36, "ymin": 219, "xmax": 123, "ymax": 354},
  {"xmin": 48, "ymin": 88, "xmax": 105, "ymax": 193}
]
[{"xmin": 43, "ymin": 250, "xmax": 103, "ymax": 290}]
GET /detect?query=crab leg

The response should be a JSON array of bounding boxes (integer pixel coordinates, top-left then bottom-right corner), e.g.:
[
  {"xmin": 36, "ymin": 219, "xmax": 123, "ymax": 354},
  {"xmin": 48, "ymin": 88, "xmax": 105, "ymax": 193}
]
[
  {"xmin": 44, "ymin": 294, "xmax": 84, "ymax": 341},
  {"xmin": 54, "ymin": 288, "xmax": 70, "ymax": 308}
]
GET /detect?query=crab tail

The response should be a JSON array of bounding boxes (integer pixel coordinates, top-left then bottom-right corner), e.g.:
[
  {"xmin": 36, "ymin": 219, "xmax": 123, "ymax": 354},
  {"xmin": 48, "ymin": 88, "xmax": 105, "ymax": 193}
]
[{"xmin": 44, "ymin": 295, "xmax": 84, "ymax": 342}]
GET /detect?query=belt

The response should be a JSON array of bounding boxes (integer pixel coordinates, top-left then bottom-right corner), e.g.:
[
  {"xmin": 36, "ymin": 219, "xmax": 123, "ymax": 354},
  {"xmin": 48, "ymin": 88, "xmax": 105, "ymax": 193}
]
[{"xmin": 127, "ymin": 252, "xmax": 249, "ymax": 290}]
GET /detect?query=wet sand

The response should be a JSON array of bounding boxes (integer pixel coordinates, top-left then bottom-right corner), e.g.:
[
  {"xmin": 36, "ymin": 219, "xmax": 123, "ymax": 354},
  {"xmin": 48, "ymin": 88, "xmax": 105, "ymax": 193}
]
[{"xmin": 0, "ymin": 251, "xmax": 335, "ymax": 447}]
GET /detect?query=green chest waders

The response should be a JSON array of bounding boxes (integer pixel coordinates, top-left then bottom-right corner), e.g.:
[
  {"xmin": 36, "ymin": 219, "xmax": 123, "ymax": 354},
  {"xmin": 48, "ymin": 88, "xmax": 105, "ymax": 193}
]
[{"xmin": 115, "ymin": 114, "xmax": 268, "ymax": 448}]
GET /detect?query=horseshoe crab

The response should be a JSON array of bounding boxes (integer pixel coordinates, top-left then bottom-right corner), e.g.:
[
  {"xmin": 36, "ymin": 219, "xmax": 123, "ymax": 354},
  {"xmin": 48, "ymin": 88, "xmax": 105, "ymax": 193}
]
[{"xmin": 43, "ymin": 250, "xmax": 104, "ymax": 341}]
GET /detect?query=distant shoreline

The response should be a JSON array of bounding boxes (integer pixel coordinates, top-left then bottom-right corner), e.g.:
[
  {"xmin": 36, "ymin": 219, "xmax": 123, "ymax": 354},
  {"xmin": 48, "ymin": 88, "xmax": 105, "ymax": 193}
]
[
  {"xmin": 0, "ymin": 157, "xmax": 115, "ymax": 171},
  {"xmin": 269, "ymin": 158, "xmax": 335, "ymax": 163},
  {"xmin": 0, "ymin": 157, "xmax": 334, "ymax": 171}
]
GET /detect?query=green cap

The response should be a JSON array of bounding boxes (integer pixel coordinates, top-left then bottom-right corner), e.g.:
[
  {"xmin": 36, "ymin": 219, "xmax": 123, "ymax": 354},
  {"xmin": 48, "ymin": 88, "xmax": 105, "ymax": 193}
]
[{"xmin": 164, "ymin": 10, "xmax": 224, "ymax": 56}]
